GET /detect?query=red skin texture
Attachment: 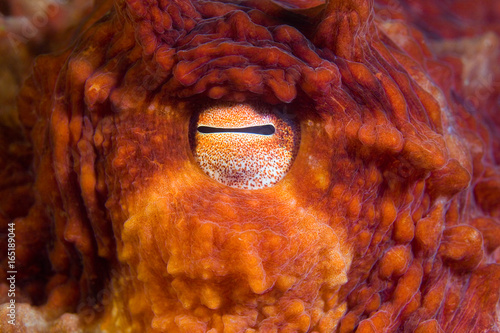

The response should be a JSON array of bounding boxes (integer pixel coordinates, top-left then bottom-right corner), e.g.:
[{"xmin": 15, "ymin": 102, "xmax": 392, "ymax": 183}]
[{"xmin": 1, "ymin": 0, "xmax": 500, "ymax": 332}]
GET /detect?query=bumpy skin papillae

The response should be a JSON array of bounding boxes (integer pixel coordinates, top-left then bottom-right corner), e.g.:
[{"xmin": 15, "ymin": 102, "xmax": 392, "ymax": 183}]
[
  {"xmin": 0, "ymin": 0, "xmax": 499, "ymax": 332},
  {"xmin": 193, "ymin": 103, "xmax": 300, "ymax": 189}
]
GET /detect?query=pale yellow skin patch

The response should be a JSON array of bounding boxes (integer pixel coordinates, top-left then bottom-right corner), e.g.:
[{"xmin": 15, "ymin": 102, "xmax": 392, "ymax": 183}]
[{"xmin": 192, "ymin": 103, "xmax": 300, "ymax": 189}]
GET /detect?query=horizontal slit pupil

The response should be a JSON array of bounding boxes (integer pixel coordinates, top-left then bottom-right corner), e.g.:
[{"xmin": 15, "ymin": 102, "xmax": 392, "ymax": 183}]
[{"xmin": 198, "ymin": 125, "xmax": 276, "ymax": 135}]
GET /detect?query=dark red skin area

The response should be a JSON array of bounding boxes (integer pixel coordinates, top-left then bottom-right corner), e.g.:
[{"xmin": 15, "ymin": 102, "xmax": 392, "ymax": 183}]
[{"xmin": 0, "ymin": 0, "xmax": 499, "ymax": 332}]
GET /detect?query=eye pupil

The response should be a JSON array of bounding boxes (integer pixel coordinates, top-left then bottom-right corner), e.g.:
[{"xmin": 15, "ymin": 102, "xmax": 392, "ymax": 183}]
[{"xmin": 197, "ymin": 125, "xmax": 276, "ymax": 135}]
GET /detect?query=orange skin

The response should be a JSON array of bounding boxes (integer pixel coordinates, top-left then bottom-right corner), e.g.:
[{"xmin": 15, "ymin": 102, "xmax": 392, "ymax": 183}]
[{"xmin": 1, "ymin": 0, "xmax": 500, "ymax": 332}]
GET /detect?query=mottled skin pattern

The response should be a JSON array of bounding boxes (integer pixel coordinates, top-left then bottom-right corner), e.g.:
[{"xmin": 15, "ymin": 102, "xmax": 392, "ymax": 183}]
[{"xmin": 0, "ymin": 0, "xmax": 499, "ymax": 332}]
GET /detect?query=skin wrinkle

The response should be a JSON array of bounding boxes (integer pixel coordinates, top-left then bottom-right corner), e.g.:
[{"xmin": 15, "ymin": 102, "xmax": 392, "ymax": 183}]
[{"xmin": 0, "ymin": 0, "xmax": 499, "ymax": 332}]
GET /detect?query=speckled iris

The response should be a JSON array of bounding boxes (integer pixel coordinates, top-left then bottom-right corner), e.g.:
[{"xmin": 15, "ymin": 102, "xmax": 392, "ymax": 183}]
[{"xmin": 192, "ymin": 103, "xmax": 300, "ymax": 189}]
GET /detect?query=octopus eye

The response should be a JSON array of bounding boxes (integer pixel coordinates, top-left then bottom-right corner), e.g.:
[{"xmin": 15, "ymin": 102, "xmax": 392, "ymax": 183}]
[{"xmin": 191, "ymin": 103, "xmax": 300, "ymax": 189}]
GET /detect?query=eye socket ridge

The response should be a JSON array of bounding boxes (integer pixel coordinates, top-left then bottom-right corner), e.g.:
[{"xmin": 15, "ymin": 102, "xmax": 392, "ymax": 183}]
[{"xmin": 197, "ymin": 124, "xmax": 276, "ymax": 136}]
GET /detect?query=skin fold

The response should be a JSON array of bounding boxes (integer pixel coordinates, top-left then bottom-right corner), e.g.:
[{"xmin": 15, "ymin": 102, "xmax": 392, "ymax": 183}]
[{"xmin": 0, "ymin": 0, "xmax": 499, "ymax": 332}]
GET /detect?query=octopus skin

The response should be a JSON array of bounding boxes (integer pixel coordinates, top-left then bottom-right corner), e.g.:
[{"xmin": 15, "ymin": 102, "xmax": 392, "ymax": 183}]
[{"xmin": 0, "ymin": 0, "xmax": 499, "ymax": 332}]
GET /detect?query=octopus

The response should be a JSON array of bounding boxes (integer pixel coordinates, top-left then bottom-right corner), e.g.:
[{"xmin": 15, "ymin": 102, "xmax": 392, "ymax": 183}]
[{"xmin": 0, "ymin": 0, "xmax": 499, "ymax": 332}]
